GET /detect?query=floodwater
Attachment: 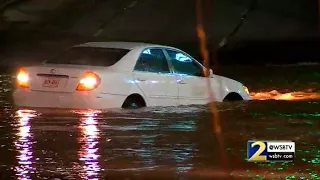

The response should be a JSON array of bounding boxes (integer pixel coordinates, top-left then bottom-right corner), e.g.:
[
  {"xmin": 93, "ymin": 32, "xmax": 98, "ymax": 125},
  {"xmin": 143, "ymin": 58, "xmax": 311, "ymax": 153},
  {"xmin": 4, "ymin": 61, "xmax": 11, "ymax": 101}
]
[{"xmin": 0, "ymin": 65, "xmax": 319, "ymax": 180}]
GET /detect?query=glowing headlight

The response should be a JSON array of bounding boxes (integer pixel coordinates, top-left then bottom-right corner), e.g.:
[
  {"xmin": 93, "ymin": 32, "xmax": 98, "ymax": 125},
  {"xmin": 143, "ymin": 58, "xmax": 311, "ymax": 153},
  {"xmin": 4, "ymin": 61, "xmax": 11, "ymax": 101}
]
[{"xmin": 243, "ymin": 85, "xmax": 249, "ymax": 95}]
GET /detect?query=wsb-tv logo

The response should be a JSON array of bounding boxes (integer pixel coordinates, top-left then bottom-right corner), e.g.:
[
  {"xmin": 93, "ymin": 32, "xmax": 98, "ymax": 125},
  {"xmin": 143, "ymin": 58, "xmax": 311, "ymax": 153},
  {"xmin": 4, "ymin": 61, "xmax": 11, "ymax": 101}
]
[{"xmin": 247, "ymin": 140, "xmax": 295, "ymax": 162}]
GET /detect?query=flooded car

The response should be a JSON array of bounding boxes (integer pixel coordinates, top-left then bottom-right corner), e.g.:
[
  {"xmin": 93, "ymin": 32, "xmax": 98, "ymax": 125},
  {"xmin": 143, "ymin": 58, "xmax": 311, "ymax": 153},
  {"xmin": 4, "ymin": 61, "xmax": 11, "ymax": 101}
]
[{"xmin": 12, "ymin": 42, "xmax": 251, "ymax": 109}]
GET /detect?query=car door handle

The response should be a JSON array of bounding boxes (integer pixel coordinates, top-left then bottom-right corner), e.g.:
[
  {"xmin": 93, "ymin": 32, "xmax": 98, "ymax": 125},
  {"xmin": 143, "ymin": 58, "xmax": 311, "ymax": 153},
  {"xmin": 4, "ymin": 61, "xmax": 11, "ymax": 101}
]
[
  {"xmin": 177, "ymin": 79, "xmax": 186, "ymax": 84},
  {"xmin": 137, "ymin": 78, "xmax": 147, "ymax": 82}
]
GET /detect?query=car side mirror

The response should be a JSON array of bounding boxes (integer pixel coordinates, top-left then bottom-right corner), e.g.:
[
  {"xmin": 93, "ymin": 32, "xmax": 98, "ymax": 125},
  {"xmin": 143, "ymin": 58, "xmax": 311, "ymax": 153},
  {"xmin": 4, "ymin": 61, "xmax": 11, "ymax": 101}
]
[
  {"xmin": 209, "ymin": 69, "xmax": 213, "ymax": 75},
  {"xmin": 203, "ymin": 68, "xmax": 214, "ymax": 77},
  {"xmin": 207, "ymin": 69, "xmax": 214, "ymax": 77}
]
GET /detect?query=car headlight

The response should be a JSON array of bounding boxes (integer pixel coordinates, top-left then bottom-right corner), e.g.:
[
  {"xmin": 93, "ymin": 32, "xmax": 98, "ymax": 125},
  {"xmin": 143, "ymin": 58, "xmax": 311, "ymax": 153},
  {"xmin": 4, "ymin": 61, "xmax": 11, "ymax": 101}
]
[{"xmin": 243, "ymin": 85, "xmax": 249, "ymax": 95}]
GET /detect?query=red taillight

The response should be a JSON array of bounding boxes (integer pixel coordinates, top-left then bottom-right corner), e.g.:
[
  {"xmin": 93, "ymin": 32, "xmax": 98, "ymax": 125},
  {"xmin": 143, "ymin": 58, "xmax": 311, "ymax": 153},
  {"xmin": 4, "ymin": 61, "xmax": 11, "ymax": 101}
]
[
  {"xmin": 17, "ymin": 68, "xmax": 29, "ymax": 88},
  {"xmin": 76, "ymin": 72, "xmax": 101, "ymax": 91}
]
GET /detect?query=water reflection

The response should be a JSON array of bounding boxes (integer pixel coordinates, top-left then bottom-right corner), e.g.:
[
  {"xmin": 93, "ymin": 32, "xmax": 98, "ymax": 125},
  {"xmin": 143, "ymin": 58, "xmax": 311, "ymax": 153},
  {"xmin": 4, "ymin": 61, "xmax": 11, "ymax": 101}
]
[
  {"xmin": 137, "ymin": 119, "xmax": 195, "ymax": 173},
  {"xmin": 173, "ymin": 145, "xmax": 194, "ymax": 173},
  {"xmin": 14, "ymin": 110, "xmax": 37, "ymax": 180},
  {"xmin": 77, "ymin": 110, "xmax": 101, "ymax": 180},
  {"xmin": 138, "ymin": 120, "xmax": 157, "ymax": 168},
  {"xmin": 250, "ymin": 90, "xmax": 320, "ymax": 100}
]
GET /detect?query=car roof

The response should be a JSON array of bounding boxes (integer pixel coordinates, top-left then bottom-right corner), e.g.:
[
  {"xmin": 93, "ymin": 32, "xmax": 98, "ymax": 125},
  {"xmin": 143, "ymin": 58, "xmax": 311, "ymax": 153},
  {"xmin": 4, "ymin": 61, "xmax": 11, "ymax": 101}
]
[{"xmin": 75, "ymin": 41, "xmax": 173, "ymax": 50}]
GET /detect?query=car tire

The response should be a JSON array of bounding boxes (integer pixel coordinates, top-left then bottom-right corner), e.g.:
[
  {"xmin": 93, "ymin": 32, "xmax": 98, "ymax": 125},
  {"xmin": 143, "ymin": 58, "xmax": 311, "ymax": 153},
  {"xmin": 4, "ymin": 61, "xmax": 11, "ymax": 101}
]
[
  {"xmin": 122, "ymin": 94, "xmax": 146, "ymax": 109},
  {"xmin": 223, "ymin": 92, "xmax": 243, "ymax": 102}
]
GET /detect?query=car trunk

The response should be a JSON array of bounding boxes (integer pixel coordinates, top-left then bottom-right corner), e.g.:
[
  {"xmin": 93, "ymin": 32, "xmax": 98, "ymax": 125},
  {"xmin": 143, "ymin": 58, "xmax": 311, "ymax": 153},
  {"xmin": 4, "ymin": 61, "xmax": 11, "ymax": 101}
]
[
  {"xmin": 20, "ymin": 46, "xmax": 130, "ymax": 93},
  {"xmin": 25, "ymin": 65, "xmax": 103, "ymax": 93}
]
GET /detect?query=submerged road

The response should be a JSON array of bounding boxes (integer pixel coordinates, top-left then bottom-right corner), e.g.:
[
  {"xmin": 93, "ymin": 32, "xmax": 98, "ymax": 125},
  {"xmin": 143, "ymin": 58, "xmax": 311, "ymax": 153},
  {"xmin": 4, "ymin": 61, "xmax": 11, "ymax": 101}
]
[
  {"xmin": 0, "ymin": 66, "xmax": 320, "ymax": 180},
  {"xmin": 0, "ymin": 65, "xmax": 319, "ymax": 179}
]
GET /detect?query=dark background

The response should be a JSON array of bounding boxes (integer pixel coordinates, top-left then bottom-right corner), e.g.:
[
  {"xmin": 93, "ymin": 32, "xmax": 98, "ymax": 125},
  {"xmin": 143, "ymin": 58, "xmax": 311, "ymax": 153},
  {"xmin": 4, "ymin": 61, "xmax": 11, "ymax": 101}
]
[{"xmin": 1, "ymin": 0, "xmax": 320, "ymax": 66}]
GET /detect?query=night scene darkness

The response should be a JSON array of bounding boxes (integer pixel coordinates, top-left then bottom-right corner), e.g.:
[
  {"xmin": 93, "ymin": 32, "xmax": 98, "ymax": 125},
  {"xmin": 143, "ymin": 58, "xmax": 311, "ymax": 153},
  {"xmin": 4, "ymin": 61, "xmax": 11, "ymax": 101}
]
[{"xmin": 0, "ymin": 0, "xmax": 319, "ymax": 179}]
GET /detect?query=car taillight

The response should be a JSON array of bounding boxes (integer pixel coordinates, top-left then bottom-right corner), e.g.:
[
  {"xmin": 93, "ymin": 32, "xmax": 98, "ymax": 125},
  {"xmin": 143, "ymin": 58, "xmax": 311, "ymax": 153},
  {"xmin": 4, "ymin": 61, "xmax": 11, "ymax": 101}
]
[
  {"xmin": 17, "ymin": 68, "xmax": 29, "ymax": 88},
  {"xmin": 76, "ymin": 72, "xmax": 101, "ymax": 91}
]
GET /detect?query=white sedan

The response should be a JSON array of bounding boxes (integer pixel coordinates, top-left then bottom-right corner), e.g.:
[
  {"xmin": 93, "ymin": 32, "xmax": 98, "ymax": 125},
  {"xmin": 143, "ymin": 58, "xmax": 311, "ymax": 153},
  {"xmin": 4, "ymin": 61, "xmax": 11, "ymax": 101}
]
[{"xmin": 12, "ymin": 42, "xmax": 251, "ymax": 109}]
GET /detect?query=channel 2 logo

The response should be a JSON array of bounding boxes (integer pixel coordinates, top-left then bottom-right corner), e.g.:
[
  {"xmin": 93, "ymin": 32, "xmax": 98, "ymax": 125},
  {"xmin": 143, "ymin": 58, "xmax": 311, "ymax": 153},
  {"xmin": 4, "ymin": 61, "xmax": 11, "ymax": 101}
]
[{"xmin": 247, "ymin": 140, "xmax": 295, "ymax": 162}]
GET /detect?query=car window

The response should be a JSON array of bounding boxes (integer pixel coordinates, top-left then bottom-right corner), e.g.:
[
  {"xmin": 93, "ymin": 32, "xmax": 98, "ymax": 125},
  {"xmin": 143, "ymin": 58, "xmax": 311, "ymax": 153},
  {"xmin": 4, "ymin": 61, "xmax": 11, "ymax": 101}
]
[
  {"xmin": 166, "ymin": 49, "xmax": 204, "ymax": 77},
  {"xmin": 134, "ymin": 48, "xmax": 170, "ymax": 73},
  {"xmin": 45, "ymin": 47, "xmax": 129, "ymax": 66}
]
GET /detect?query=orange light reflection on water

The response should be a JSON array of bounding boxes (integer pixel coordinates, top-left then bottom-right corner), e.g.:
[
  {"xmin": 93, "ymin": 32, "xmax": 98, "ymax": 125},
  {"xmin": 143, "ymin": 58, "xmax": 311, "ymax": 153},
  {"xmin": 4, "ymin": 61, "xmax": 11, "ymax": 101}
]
[
  {"xmin": 14, "ymin": 110, "xmax": 37, "ymax": 180},
  {"xmin": 77, "ymin": 110, "xmax": 101, "ymax": 180},
  {"xmin": 250, "ymin": 90, "xmax": 320, "ymax": 101}
]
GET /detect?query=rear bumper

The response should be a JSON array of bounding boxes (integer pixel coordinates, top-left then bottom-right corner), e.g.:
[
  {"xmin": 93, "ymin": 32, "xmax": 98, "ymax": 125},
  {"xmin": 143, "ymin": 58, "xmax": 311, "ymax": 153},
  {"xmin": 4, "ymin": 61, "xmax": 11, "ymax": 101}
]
[{"xmin": 12, "ymin": 88, "xmax": 127, "ymax": 109}]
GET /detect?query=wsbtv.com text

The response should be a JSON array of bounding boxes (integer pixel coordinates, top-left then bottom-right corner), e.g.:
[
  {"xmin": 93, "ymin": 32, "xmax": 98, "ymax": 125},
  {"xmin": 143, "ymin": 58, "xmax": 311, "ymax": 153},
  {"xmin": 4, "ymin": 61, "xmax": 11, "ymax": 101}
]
[{"xmin": 247, "ymin": 140, "xmax": 295, "ymax": 162}]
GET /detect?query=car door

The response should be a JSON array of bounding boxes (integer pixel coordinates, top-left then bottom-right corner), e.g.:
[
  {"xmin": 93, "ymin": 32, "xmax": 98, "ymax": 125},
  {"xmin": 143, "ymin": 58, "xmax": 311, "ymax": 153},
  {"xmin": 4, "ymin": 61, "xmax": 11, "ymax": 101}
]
[
  {"xmin": 164, "ymin": 49, "xmax": 216, "ymax": 105},
  {"xmin": 132, "ymin": 48, "xmax": 179, "ymax": 107}
]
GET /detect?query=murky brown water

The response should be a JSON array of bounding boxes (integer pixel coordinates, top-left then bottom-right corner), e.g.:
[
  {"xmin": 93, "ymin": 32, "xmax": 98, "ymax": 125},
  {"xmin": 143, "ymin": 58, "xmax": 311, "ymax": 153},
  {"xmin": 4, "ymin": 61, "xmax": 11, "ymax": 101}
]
[{"xmin": 0, "ymin": 65, "xmax": 319, "ymax": 180}]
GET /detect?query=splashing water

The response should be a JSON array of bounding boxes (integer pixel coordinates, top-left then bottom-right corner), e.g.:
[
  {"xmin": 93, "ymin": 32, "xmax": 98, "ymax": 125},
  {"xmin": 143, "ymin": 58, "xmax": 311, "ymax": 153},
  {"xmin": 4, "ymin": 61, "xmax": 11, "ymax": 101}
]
[{"xmin": 250, "ymin": 90, "xmax": 320, "ymax": 101}]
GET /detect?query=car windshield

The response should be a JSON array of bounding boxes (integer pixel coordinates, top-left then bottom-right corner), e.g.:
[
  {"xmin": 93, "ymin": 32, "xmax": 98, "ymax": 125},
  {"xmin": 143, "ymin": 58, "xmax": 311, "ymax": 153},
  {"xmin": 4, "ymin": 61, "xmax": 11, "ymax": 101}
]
[{"xmin": 45, "ymin": 46, "xmax": 130, "ymax": 66}]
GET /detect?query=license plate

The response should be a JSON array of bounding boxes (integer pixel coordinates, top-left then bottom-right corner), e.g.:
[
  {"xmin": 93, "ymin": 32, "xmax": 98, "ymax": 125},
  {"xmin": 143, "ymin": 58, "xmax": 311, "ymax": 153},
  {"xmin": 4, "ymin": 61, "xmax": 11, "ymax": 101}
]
[{"xmin": 43, "ymin": 78, "xmax": 60, "ymax": 88}]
